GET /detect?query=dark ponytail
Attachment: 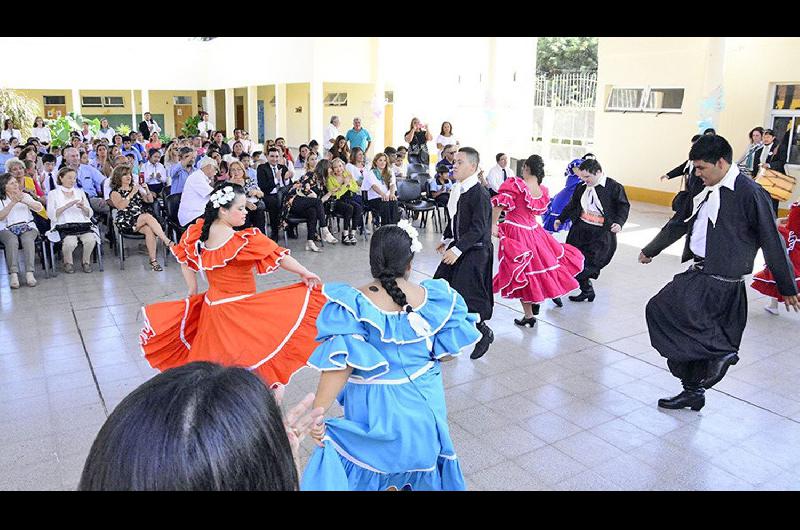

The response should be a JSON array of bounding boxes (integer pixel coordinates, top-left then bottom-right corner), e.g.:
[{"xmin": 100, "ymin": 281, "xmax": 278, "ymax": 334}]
[
  {"xmin": 199, "ymin": 183, "xmax": 247, "ymax": 243},
  {"xmin": 369, "ymin": 225, "xmax": 415, "ymax": 311}
]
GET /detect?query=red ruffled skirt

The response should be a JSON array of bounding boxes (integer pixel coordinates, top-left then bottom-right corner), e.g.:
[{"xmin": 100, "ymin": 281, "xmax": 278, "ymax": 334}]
[
  {"xmin": 493, "ymin": 223, "xmax": 584, "ymax": 303},
  {"xmin": 140, "ymin": 282, "xmax": 327, "ymax": 387},
  {"xmin": 751, "ymin": 260, "xmax": 800, "ymax": 301}
]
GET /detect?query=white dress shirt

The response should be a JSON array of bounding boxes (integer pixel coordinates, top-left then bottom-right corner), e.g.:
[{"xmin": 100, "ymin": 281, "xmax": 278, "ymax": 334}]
[
  {"xmin": 442, "ymin": 172, "xmax": 481, "ymax": 258},
  {"xmin": 580, "ymin": 173, "xmax": 608, "ymax": 218},
  {"xmin": 324, "ymin": 124, "xmax": 340, "ymax": 151},
  {"xmin": 689, "ymin": 164, "xmax": 738, "ymax": 258},
  {"xmin": 361, "ymin": 170, "xmax": 396, "ymax": 200},
  {"xmin": 0, "ymin": 197, "xmax": 36, "ymax": 229},
  {"xmin": 486, "ymin": 164, "xmax": 513, "ymax": 193},
  {"xmin": 1, "ymin": 129, "xmax": 21, "ymax": 142},
  {"xmin": 346, "ymin": 162, "xmax": 371, "ymax": 185},
  {"xmin": 178, "ymin": 170, "xmax": 213, "ymax": 226},
  {"xmin": 96, "ymin": 128, "xmax": 115, "ymax": 142},
  {"xmin": 435, "ymin": 134, "xmax": 459, "ymax": 155},
  {"xmin": 198, "ymin": 120, "xmax": 215, "ymax": 135}
]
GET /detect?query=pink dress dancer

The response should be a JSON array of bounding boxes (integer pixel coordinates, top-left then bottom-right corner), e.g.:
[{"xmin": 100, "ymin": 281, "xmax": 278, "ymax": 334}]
[{"xmin": 491, "ymin": 177, "xmax": 584, "ymax": 325}]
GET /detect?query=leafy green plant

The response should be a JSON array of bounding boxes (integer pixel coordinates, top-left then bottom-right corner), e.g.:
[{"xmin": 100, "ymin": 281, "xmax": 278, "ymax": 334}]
[
  {"xmin": 159, "ymin": 132, "xmax": 171, "ymax": 144},
  {"xmin": 181, "ymin": 114, "xmax": 201, "ymax": 137},
  {"xmin": 0, "ymin": 89, "xmax": 39, "ymax": 139},
  {"xmin": 48, "ymin": 113, "xmax": 102, "ymax": 147},
  {"xmin": 116, "ymin": 123, "xmax": 131, "ymax": 136}
]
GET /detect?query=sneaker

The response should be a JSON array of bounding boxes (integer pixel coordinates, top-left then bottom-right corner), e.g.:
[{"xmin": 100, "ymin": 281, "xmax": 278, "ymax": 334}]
[
  {"xmin": 82, "ymin": 262, "xmax": 93, "ymax": 273},
  {"xmin": 9, "ymin": 273, "xmax": 19, "ymax": 289},
  {"xmin": 25, "ymin": 272, "xmax": 37, "ymax": 287},
  {"xmin": 764, "ymin": 304, "xmax": 779, "ymax": 315},
  {"xmin": 321, "ymin": 227, "xmax": 338, "ymax": 244},
  {"xmin": 63, "ymin": 263, "xmax": 75, "ymax": 274},
  {"xmin": 305, "ymin": 240, "xmax": 321, "ymax": 252}
]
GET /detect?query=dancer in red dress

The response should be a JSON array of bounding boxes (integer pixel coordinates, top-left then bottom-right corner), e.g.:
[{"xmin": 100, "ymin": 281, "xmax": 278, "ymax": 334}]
[
  {"xmin": 752, "ymin": 201, "xmax": 800, "ymax": 314},
  {"xmin": 140, "ymin": 183, "xmax": 327, "ymax": 387},
  {"xmin": 491, "ymin": 155, "xmax": 584, "ymax": 327}
]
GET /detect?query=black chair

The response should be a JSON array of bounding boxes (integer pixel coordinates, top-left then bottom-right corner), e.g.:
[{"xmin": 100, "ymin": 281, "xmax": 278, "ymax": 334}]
[
  {"xmin": 407, "ymin": 153, "xmax": 421, "ymax": 165},
  {"xmin": 326, "ymin": 198, "xmax": 368, "ymax": 242},
  {"xmin": 48, "ymin": 234, "xmax": 104, "ymax": 276},
  {"xmin": 0, "ymin": 235, "xmax": 50, "ymax": 279},
  {"xmin": 406, "ymin": 163, "xmax": 428, "ymax": 180},
  {"xmin": 164, "ymin": 193, "xmax": 184, "ymax": 243},
  {"xmin": 110, "ymin": 210, "xmax": 169, "ymax": 270},
  {"xmin": 396, "ymin": 180, "xmax": 439, "ymax": 231}
]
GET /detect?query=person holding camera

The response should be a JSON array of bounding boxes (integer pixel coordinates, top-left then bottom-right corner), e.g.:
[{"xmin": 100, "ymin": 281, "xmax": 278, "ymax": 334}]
[{"xmin": 404, "ymin": 117, "xmax": 433, "ymax": 166}]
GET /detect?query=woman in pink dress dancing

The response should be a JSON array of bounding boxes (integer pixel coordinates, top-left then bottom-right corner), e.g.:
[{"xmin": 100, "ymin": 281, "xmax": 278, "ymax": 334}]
[{"xmin": 491, "ymin": 155, "xmax": 584, "ymax": 327}]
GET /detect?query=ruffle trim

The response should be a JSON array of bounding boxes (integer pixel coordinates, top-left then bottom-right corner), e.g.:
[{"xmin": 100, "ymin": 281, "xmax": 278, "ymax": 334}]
[
  {"xmin": 497, "ymin": 177, "xmax": 549, "ymax": 215},
  {"xmin": 319, "ymin": 279, "xmax": 461, "ymax": 345},
  {"xmin": 308, "ymin": 334, "xmax": 391, "ymax": 381},
  {"xmin": 172, "ymin": 219, "xmax": 288, "ymax": 273}
]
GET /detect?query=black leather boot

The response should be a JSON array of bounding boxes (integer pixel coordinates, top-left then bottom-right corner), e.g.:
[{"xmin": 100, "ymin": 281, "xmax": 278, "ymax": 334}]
[
  {"xmin": 470, "ymin": 321, "xmax": 494, "ymax": 360},
  {"xmin": 702, "ymin": 352, "xmax": 739, "ymax": 389},
  {"xmin": 514, "ymin": 316, "xmax": 536, "ymax": 328},
  {"xmin": 552, "ymin": 297, "xmax": 563, "ymax": 307},
  {"xmin": 569, "ymin": 280, "xmax": 595, "ymax": 302},
  {"xmin": 532, "ymin": 304, "xmax": 540, "ymax": 315},
  {"xmin": 658, "ymin": 383, "xmax": 705, "ymax": 411}
]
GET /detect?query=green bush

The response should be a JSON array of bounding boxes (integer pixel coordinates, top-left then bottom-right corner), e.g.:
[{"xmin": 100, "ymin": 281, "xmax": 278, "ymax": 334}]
[
  {"xmin": 181, "ymin": 114, "xmax": 201, "ymax": 137},
  {"xmin": 116, "ymin": 123, "xmax": 131, "ymax": 136}
]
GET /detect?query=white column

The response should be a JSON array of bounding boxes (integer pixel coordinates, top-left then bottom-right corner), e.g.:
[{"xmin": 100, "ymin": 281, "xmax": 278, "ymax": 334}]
[
  {"xmin": 275, "ymin": 84, "xmax": 287, "ymax": 139},
  {"xmin": 369, "ymin": 37, "xmax": 385, "ymax": 158},
  {"xmin": 71, "ymin": 88, "xmax": 81, "ymax": 115},
  {"xmin": 205, "ymin": 89, "xmax": 217, "ymax": 131},
  {"xmin": 247, "ymin": 85, "xmax": 258, "ymax": 147},
  {"xmin": 141, "ymin": 89, "xmax": 150, "ymax": 114},
  {"xmin": 130, "ymin": 89, "xmax": 137, "ymax": 130},
  {"xmin": 309, "ymin": 79, "xmax": 323, "ymax": 147},
  {"xmin": 225, "ymin": 88, "xmax": 235, "ymax": 137}
]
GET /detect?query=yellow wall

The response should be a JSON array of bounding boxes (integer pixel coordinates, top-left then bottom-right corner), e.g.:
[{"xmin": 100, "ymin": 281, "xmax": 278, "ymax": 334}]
[
  {"xmin": 322, "ymin": 82, "xmax": 380, "ymax": 147},
  {"xmin": 596, "ymin": 37, "xmax": 800, "ymax": 207},
  {"xmin": 258, "ymin": 85, "xmax": 276, "ymax": 141},
  {"xmin": 148, "ymin": 90, "xmax": 199, "ymax": 137},
  {"xmin": 286, "ymin": 83, "xmax": 309, "ymax": 148}
]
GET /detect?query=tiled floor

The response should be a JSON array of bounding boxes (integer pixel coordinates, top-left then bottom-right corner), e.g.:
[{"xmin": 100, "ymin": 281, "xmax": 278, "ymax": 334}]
[{"xmin": 1, "ymin": 200, "xmax": 799, "ymax": 491}]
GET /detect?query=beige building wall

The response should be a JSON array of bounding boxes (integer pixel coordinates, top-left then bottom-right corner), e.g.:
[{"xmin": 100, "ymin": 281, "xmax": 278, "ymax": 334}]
[
  {"xmin": 286, "ymin": 83, "xmax": 310, "ymax": 148},
  {"xmin": 595, "ymin": 37, "xmax": 800, "ymax": 210},
  {"xmin": 322, "ymin": 82, "xmax": 380, "ymax": 152}
]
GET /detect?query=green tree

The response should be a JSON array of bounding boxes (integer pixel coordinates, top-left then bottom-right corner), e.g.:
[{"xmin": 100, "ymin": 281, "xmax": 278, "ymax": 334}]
[
  {"xmin": 537, "ymin": 37, "xmax": 598, "ymax": 75},
  {"xmin": 0, "ymin": 89, "xmax": 40, "ymax": 139}
]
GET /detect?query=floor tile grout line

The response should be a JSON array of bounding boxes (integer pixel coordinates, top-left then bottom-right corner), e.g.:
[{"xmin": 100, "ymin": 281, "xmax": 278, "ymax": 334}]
[
  {"xmin": 414, "ymin": 265, "xmax": 800, "ymax": 425},
  {"xmin": 70, "ymin": 308, "xmax": 109, "ymax": 417}
]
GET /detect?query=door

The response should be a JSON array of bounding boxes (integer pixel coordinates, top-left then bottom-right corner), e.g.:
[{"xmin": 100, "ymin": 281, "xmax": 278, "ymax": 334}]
[
  {"xmin": 384, "ymin": 103, "xmax": 393, "ymax": 147},
  {"xmin": 174, "ymin": 105, "xmax": 193, "ymax": 136},
  {"xmin": 236, "ymin": 104, "xmax": 245, "ymax": 131},
  {"xmin": 44, "ymin": 105, "xmax": 66, "ymax": 120}
]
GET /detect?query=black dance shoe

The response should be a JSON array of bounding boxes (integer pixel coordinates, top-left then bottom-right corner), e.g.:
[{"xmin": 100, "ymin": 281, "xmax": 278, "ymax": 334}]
[
  {"xmin": 514, "ymin": 316, "xmax": 536, "ymax": 328},
  {"xmin": 552, "ymin": 297, "xmax": 563, "ymax": 307},
  {"xmin": 532, "ymin": 304, "xmax": 540, "ymax": 315},
  {"xmin": 470, "ymin": 322, "xmax": 494, "ymax": 360},
  {"xmin": 702, "ymin": 353, "xmax": 740, "ymax": 389},
  {"xmin": 568, "ymin": 290, "xmax": 595, "ymax": 302},
  {"xmin": 657, "ymin": 389, "xmax": 705, "ymax": 411}
]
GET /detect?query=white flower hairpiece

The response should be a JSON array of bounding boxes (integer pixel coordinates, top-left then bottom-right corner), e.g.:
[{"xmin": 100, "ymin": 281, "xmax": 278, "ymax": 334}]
[
  {"xmin": 210, "ymin": 186, "xmax": 235, "ymax": 208},
  {"xmin": 397, "ymin": 219, "xmax": 423, "ymax": 253}
]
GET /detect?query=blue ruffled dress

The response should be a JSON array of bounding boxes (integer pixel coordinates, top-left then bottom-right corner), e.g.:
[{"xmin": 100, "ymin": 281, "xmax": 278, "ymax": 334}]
[
  {"xmin": 300, "ymin": 278, "xmax": 481, "ymax": 491},
  {"xmin": 541, "ymin": 159, "xmax": 584, "ymax": 233}
]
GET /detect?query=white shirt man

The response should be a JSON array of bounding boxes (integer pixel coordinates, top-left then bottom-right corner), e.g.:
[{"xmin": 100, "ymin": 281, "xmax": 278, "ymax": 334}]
[
  {"xmin": 485, "ymin": 157, "xmax": 514, "ymax": 193},
  {"xmin": 178, "ymin": 158, "xmax": 217, "ymax": 226},
  {"xmin": 198, "ymin": 115, "xmax": 215, "ymax": 135},
  {"xmin": 324, "ymin": 116, "xmax": 340, "ymax": 153},
  {"xmin": 143, "ymin": 160, "xmax": 167, "ymax": 186}
]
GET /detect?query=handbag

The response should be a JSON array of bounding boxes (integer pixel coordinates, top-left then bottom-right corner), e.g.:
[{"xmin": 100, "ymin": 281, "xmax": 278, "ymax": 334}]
[
  {"xmin": 755, "ymin": 168, "xmax": 796, "ymax": 202},
  {"xmin": 6, "ymin": 222, "xmax": 33, "ymax": 237},
  {"xmin": 56, "ymin": 222, "xmax": 94, "ymax": 237}
]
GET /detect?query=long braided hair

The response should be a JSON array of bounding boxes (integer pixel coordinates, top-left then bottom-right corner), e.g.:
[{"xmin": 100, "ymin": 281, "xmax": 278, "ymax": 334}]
[
  {"xmin": 199, "ymin": 182, "xmax": 246, "ymax": 243},
  {"xmin": 369, "ymin": 225, "xmax": 415, "ymax": 311}
]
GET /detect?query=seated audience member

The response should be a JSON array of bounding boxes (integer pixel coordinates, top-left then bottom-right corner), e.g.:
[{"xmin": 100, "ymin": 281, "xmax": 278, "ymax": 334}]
[
  {"xmin": 361, "ymin": 152, "xmax": 399, "ymax": 228},
  {"xmin": 223, "ymin": 140, "xmax": 244, "ymax": 163},
  {"xmin": 162, "ymin": 142, "xmax": 181, "ymax": 175},
  {"xmin": 280, "ymin": 150, "xmax": 336, "ymax": 252},
  {"xmin": 275, "ymin": 137, "xmax": 293, "ymax": 164},
  {"xmin": 91, "ymin": 144, "xmax": 113, "ymax": 178},
  {"xmin": 109, "ymin": 165, "xmax": 173, "ymax": 272},
  {"xmin": 125, "ymin": 153, "xmax": 140, "ymax": 179},
  {"xmin": 218, "ymin": 160, "xmax": 229, "ymax": 182},
  {"xmin": 227, "ymin": 160, "xmax": 265, "ymax": 232},
  {"xmin": 169, "ymin": 147, "xmax": 196, "ymax": 195},
  {"xmin": 345, "ymin": 147, "xmax": 371, "ymax": 185},
  {"xmin": 308, "ymin": 140, "xmax": 320, "ymax": 158},
  {"xmin": 257, "ymin": 147, "xmax": 293, "ymax": 241},
  {"xmin": 0, "ymin": 172, "xmax": 44, "ymax": 288},
  {"xmin": 294, "ymin": 144, "xmax": 310, "ymax": 170},
  {"xmin": 79, "ymin": 361, "xmax": 322, "ymax": 491},
  {"xmin": 40, "ymin": 154, "xmax": 59, "ymax": 194},
  {"xmin": 394, "ymin": 146, "xmax": 408, "ymax": 177},
  {"xmin": 143, "ymin": 149, "xmax": 167, "ymax": 195},
  {"xmin": 329, "ymin": 135, "xmax": 349, "ymax": 164},
  {"xmin": 178, "ymin": 157, "xmax": 218, "ymax": 229},
  {"xmin": 134, "ymin": 132, "xmax": 148, "ymax": 158},
  {"xmin": 0, "ymin": 138, "xmax": 14, "ymax": 167},
  {"xmin": 239, "ymin": 153, "xmax": 257, "ymax": 182},
  {"xmin": 211, "ymin": 131, "xmax": 231, "ymax": 156},
  {"xmin": 485, "ymin": 152, "xmax": 513, "ymax": 196},
  {"xmin": 430, "ymin": 164, "xmax": 453, "ymax": 207},
  {"xmin": 438, "ymin": 145, "xmax": 456, "ymax": 176},
  {"xmin": 120, "ymin": 136, "xmax": 142, "ymax": 164},
  {"xmin": 327, "ymin": 157, "xmax": 363, "ymax": 245},
  {"xmin": 32, "ymin": 116, "xmax": 52, "ymax": 146},
  {"xmin": 146, "ymin": 132, "xmax": 162, "ymax": 152},
  {"xmin": 47, "ymin": 166, "xmax": 97, "ymax": 273}
]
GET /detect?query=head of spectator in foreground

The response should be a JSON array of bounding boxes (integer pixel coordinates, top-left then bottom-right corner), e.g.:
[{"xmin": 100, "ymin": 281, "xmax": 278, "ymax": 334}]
[
  {"xmin": 688, "ymin": 134, "xmax": 733, "ymax": 188},
  {"xmin": 122, "ymin": 136, "xmax": 133, "ymax": 150},
  {"xmin": 453, "ymin": 147, "xmax": 479, "ymax": 182},
  {"xmin": 57, "ymin": 166, "xmax": 78, "ymax": 190},
  {"xmin": 227, "ymin": 160, "xmax": 247, "ymax": 186},
  {"xmin": 78, "ymin": 361, "xmax": 298, "ymax": 491},
  {"xmin": 577, "ymin": 158, "xmax": 604, "ymax": 187},
  {"xmin": 110, "ymin": 164, "xmax": 133, "ymax": 191}
]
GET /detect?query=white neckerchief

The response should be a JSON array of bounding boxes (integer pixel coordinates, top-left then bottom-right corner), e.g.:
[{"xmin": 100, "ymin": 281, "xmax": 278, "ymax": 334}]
[
  {"xmin": 686, "ymin": 163, "xmax": 738, "ymax": 226},
  {"xmin": 759, "ymin": 143, "xmax": 773, "ymax": 165},
  {"xmin": 580, "ymin": 173, "xmax": 607, "ymax": 215},
  {"xmin": 59, "ymin": 185, "xmax": 75, "ymax": 194},
  {"xmin": 447, "ymin": 172, "xmax": 479, "ymax": 219}
]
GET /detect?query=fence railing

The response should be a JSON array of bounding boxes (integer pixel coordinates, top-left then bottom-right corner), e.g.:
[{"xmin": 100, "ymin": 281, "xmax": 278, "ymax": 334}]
[{"xmin": 534, "ymin": 71, "xmax": 597, "ymax": 108}]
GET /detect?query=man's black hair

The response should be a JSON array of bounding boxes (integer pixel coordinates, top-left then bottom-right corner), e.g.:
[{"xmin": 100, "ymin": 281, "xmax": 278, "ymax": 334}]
[{"xmin": 688, "ymin": 134, "xmax": 733, "ymax": 165}]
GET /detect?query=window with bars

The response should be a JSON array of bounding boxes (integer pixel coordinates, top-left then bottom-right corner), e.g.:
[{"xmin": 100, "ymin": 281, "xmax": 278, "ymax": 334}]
[
  {"xmin": 43, "ymin": 95, "xmax": 65, "ymax": 105},
  {"xmin": 324, "ymin": 92, "xmax": 348, "ymax": 106},
  {"xmin": 82, "ymin": 95, "xmax": 125, "ymax": 108},
  {"xmin": 605, "ymin": 86, "xmax": 684, "ymax": 113}
]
